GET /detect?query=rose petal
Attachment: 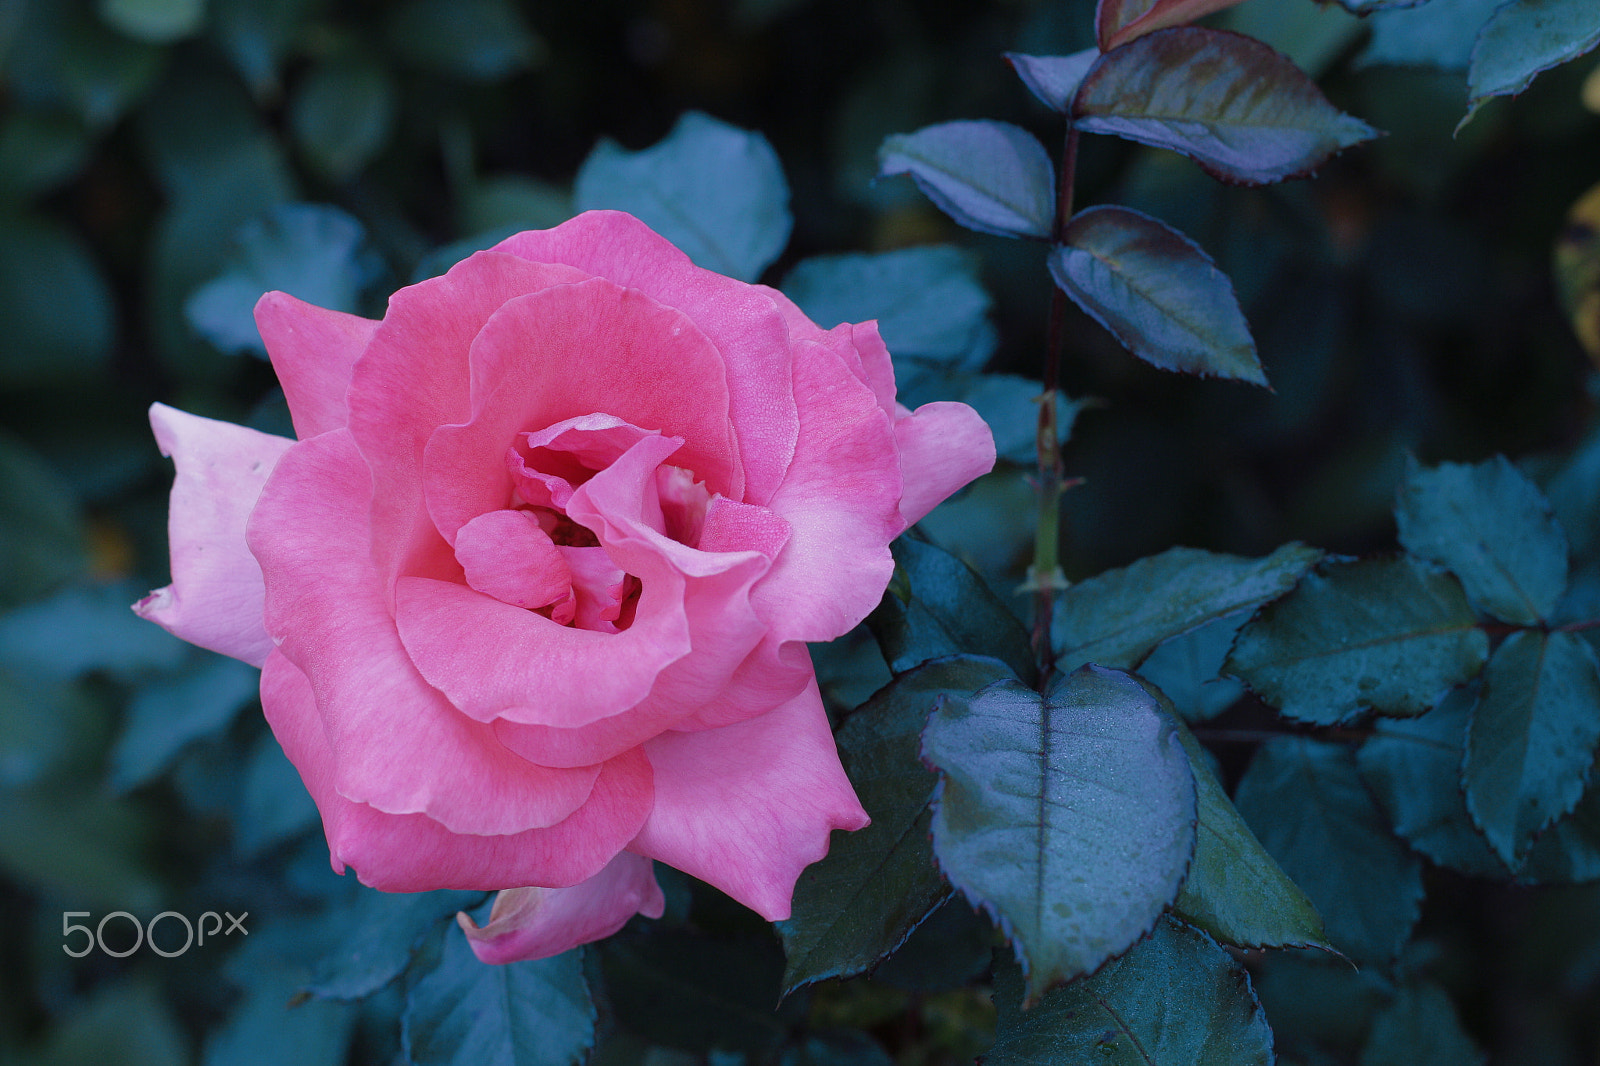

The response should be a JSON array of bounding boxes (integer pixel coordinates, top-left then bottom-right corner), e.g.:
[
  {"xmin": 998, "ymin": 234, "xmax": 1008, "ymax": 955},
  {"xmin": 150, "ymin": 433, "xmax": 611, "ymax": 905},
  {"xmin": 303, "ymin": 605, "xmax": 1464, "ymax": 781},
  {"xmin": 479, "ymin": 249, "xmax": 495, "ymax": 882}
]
[
  {"xmin": 893, "ymin": 400, "xmax": 997, "ymax": 528},
  {"xmin": 560, "ymin": 545, "xmax": 628, "ymax": 630},
  {"xmin": 458, "ymin": 851, "xmax": 665, "ymax": 964},
  {"xmin": 464, "ymin": 278, "xmax": 741, "ymax": 497},
  {"xmin": 254, "ymin": 292, "xmax": 378, "ymax": 439},
  {"xmin": 492, "ymin": 212, "xmax": 800, "ymax": 506},
  {"xmin": 134, "ymin": 403, "xmax": 293, "ymax": 667},
  {"xmin": 262, "ymin": 651, "xmax": 654, "ymax": 890},
  {"xmin": 630, "ymin": 677, "xmax": 868, "ymax": 920},
  {"xmin": 249, "ymin": 429, "xmax": 607, "ymax": 836},
  {"xmin": 346, "ymin": 252, "xmax": 592, "ymax": 592},
  {"xmin": 747, "ymin": 337, "xmax": 902, "ymax": 643},
  {"xmin": 455, "ymin": 509, "xmax": 572, "ymax": 610}
]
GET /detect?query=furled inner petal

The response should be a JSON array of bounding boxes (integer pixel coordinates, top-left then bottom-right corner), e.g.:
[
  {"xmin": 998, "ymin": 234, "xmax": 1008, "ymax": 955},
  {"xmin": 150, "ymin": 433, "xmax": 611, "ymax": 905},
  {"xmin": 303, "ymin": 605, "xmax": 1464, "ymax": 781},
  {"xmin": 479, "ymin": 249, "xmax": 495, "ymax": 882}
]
[
  {"xmin": 560, "ymin": 545, "xmax": 632, "ymax": 633},
  {"xmin": 509, "ymin": 413, "xmax": 647, "ymax": 512},
  {"xmin": 455, "ymin": 509, "xmax": 572, "ymax": 610}
]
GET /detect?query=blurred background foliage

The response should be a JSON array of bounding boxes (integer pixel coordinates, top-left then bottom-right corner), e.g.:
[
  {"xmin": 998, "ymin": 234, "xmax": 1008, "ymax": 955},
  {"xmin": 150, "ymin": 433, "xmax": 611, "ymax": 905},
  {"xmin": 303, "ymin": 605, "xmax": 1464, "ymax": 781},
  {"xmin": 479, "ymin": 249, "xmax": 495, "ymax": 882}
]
[{"xmin": 1, "ymin": 0, "xmax": 1598, "ymax": 1062}]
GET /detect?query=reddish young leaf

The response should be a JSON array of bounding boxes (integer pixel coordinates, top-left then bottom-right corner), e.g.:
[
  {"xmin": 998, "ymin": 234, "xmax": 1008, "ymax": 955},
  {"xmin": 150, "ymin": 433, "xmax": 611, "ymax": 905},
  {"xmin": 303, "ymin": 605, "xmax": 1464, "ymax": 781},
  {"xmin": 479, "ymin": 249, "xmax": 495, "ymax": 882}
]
[
  {"xmin": 1096, "ymin": 0, "xmax": 1252, "ymax": 52},
  {"xmin": 1073, "ymin": 27, "xmax": 1380, "ymax": 185}
]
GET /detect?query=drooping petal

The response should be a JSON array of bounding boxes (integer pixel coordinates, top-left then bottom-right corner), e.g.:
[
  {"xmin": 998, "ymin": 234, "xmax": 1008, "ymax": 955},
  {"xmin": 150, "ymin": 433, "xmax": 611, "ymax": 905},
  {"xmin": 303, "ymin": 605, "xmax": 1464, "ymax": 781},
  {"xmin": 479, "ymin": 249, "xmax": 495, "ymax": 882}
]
[
  {"xmin": 458, "ymin": 852, "xmax": 665, "ymax": 964},
  {"xmin": 630, "ymin": 678, "xmax": 869, "ymax": 920},
  {"xmin": 455, "ymin": 509, "xmax": 572, "ymax": 610},
  {"xmin": 892, "ymin": 400, "xmax": 997, "ymax": 528},
  {"xmin": 254, "ymin": 292, "xmax": 378, "ymax": 439},
  {"xmin": 248, "ymin": 430, "xmax": 608, "ymax": 836},
  {"xmin": 135, "ymin": 403, "xmax": 293, "ymax": 667},
  {"xmin": 262, "ymin": 651, "xmax": 654, "ymax": 891},
  {"xmin": 491, "ymin": 212, "xmax": 800, "ymax": 507}
]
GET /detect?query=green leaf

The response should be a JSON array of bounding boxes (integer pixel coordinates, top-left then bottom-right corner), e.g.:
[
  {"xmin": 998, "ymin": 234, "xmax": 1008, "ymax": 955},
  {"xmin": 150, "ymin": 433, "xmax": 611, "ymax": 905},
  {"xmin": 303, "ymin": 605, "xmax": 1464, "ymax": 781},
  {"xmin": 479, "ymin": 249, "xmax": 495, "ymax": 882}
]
[
  {"xmin": 1463, "ymin": 629, "xmax": 1600, "ymax": 868},
  {"xmin": 1519, "ymin": 771, "xmax": 1600, "ymax": 883},
  {"xmin": 877, "ymin": 120, "xmax": 1055, "ymax": 239},
  {"xmin": 1162, "ymin": 705, "xmax": 1331, "ymax": 951},
  {"xmin": 403, "ymin": 930, "xmax": 595, "ymax": 1066},
  {"xmin": 202, "ymin": 974, "xmax": 356, "ymax": 1066},
  {"xmin": 1072, "ymin": 27, "xmax": 1381, "ymax": 185},
  {"xmin": 1224, "ymin": 555, "xmax": 1489, "ymax": 725},
  {"xmin": 0, "ymin": 110, "xmax": 93, "ymax": 197},
  {"xmin": 235, "ymin": 727, "xmax": 321, "ymax": 857},
  {"xmin": 781, "ymin": 245, "xmax": 994, "ymax": 372},
  {"xmin": 1395, "ymin": 455, "xmax": 1568, "ymax": 625},
  {"xmin": 1359, "ymin": 981, "xmax": 1486, "ymax": 1066},
  {"xmin": 37, "ymin": 980, "xmax": 189, "ymax": 1066},
  {"xmin": 108, "ymin": 653, "xmax": 259, "ymax": 791},
  {"xmin": 308, "ymin": 887, "xmax": 487, "ymax": 1001},
  {"xmin": 0, "ymin": 212, "xmax": 115, "ymax": 387},
  {"xmin": 1005, "ymin": 49, "xmax": 1099, "ymax": 114},
  {"xmin": 1234, "ymin": 738, "xmax": 1424, "ymax": 967},
  {"xmin": 98, "ymin": 0, "xmax": 206, "ymax": 43},
  {"xmin": 599, "ymin": 930, "xmax": 791, "ymax": 1055},
  {"xmin": 921, "ymin": 667, "xmax": 1197, "ymax": 1001},
  {"xmin": 779, "ymin": 655, "xmax": 1012, "ymax": 993},
  {"xmin": 1358, "ymin": 686, "xmax": 1510, "ymax": 879},
  {"xmin": 0, "ymin": 785, "xmax": 161, "ymax": 911},
  {"xmin": 210, "ymin": 0, "xmax": 317, "ymax": 98},
  {"xmin": 868, "ymin": 536, "xmax": 1035, "ymax": 684},
  {"xmin": 576, "ymin": 111, "xmax": 792, "ymax": 282},
  {"xmin": 1096, "ymin": 0, "xmax": 1253, "ymax": 52},
  {"xmin": 385, "ymin": 0, "xmax": 542, "ymax": 82},
  {"xmin": 1134, "ymin": 613, "xmax": 1246, "ymax": 723},
  {"xmin": 985, "ymin": 917, "xmax": 1274, "ymax": 1066},
  {"xmin": 0, "ymin": 434, "xmax": 86, "ymax": 607},
  {"xmin": 1360, "ymin": 0, "xmax": 1504, "ymax": 72},
  {"xmin": 1055, "ymin": 542, "xmax": 1323, "ymax": 673},
  {"xmin": 185, "ymin": 202, "xmax": 373, "ymax": 358},
  {"xmin": 289, "ymin": 50, "xmax": 396, "ymax": 182},
  {"xmin": 8, "ymin": 2, "xmax": 163, "ymax": 127},
  {"xmin": 1465, "ymin": 0, "xmax": 1600, "ymax": 127},
  {"xmin": 0, "ymin": 582, "xmax": 186, "ymax": 682},
  {"xmin": 1049, "ymin": 205, "xmax": 1266, "ymax": 384},
  {"xmin": 867, "ymin": 896, "xmax": 994, "ymax": 992}
]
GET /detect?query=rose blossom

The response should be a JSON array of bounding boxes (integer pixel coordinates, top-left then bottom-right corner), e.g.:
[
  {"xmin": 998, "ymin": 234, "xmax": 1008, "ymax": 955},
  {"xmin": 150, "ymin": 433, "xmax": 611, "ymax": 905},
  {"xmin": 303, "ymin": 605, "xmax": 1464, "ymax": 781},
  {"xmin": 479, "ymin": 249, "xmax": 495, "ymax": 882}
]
[{"xmin": 136, "ymin": 210, "xmax": 995, "ymax": 962}]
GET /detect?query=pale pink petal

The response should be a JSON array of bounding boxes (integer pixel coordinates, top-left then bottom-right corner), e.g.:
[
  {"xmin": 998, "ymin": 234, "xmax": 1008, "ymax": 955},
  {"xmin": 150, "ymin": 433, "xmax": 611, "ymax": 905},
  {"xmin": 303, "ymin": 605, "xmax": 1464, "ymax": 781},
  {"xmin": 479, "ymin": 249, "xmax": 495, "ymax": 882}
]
[
  {"xmin": 630, "ymin": 677, "xmax": 868, "ymax": 920},
  {"xmin": 492, "ymin": 212, "xmax": 799, "ymax": 506},
  {"xmin": 248, "ymin": 430, "xmax": 605, "ymax": 836},
  {"xmin": 697, "ymin": 496, "xmax": 791, "ymax": 558},
  {"xmin": 134, "ymin": 403, "xmax": 293, "ymax": 667},
  {"xmin": 893, "ymin": 401, "xmax": 997, "ymax": 528},
  {"xmin": 664, "ymin": 635, "xmax": 812, "ymax": 733},
  {"xmin": 262, "ymin": 651, "xmax": 654, "ymax": 891},
  {"xmin": 345, "ymin": 253, "xmax": 591, "ymax": 592},
  {"xmin": 760, "ymin": 285, "xmax": 899, "ymax": 419},
  {"xmin": 560, "ymin": 546, "xmax": 628, "ymax": 631},
  {"xmin": 455, "ymin": 510, "xmax": 571, "ymax": 609},
  {"xmin": 462, "ymin": 278, "xmax": 741, "ymax": 498},
  {"xmin": 254, "ymin": 292, "xmax": 378, "ymax": 438},
  {"xmin": 458, "ymin": 852, "xmax": 665, "ymax": 964},
  {"xmin": 748, "ymin": 338, "xmax": 902, "ymax": 643}
]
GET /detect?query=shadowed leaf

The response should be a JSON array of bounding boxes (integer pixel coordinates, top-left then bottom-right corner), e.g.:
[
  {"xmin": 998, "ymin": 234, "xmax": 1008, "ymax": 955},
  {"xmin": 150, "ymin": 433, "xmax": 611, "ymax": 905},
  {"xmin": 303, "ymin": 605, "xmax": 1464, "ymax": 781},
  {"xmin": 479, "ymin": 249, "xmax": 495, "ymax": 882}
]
[
  {"xmin": 986, "ymin": 917, "xmax": 1273, "ymax": 1065},
  {"xmin": 1073, "ymin": 27, "xmax": 1380, "ymax": 185},
  {"xmin": 1050, "ymin": 205, "xmax": 1265, "ymax": 383},
  {"xmin": 1225, "ymin": 555, "xmax": 1489, "ymax": 725},
  {"xmin": 922, "ymin": 667, "xmax": 1196, "ymax": 1002},
  {"xmin": 878, "ymin": 120, "xmax": 1055, "ymax": 239},
  {"xmin": 779, "ymin": 656, "xmax": 1015, "ymax": 993},
  {"xmin": 1464, "ymin": 0, "xmax": 1600, "ymax": 129},
  {"xmin": 1005, "ymin": 50, "xmax": 1098, "ymax": 113},
  {"xmin": 1096, "ymin": 0, "xmax": 1252, "ymax": 52}
]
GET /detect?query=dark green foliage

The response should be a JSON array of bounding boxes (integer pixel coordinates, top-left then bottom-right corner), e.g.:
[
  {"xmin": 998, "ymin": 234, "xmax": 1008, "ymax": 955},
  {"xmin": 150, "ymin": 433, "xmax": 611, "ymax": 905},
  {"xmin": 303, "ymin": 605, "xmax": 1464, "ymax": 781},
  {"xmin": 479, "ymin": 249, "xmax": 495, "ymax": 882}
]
[
  {"xmin": 403, "ymin": 931, "xmax": 596, "ymax": 1066},
  {"xmin": 985, "ymin": 918, "xmax": 1274, "ymax": 1065},
  {"xmin": 877, "ymin": 121, "xmax": 1056, "ymax": 239},
  {"xmin": 922, "ymin": 667, "xmax": 1196, "ymax": 1000},
  {"xmin": 1225, "ymin": 556, "xmax": 1489, "ymax": 724}
]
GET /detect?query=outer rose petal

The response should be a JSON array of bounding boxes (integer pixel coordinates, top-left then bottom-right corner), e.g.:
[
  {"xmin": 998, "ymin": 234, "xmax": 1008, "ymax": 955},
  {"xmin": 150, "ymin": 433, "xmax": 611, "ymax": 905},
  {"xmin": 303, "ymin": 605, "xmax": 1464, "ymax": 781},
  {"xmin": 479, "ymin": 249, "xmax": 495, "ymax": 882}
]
[
  {"xmin": 254, "ymin": 292, "xmax": 378, "ymax": 439},
  {"xmin": 893, "ymin": 400, "xmax": 997, "ymax": 528},
  {"xmin": 250, "ymin": 429, "xmax": 615, "ymax": 837},
  {"xmin": 458, "ymin": 852, "xmax": 665, "ymax": 964},
  {"xmin": 262, "ymin": 650, "xmax": 654, "ymax": 891},
  {"xmin": 629, "ymin": 677, "xmax": 869, "ymax": 920},
  {"xmin": 134, "ymin": 403, "xmax": 293, "ymax": 667}
]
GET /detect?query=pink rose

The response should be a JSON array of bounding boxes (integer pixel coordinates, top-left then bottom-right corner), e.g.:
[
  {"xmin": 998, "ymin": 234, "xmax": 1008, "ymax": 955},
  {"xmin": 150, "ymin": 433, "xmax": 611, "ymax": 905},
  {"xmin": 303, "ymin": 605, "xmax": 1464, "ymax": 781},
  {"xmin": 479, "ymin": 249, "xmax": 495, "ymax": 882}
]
[{"xmin": 136, "ymin": 211, "xmax": 995, "ymax": 962}]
